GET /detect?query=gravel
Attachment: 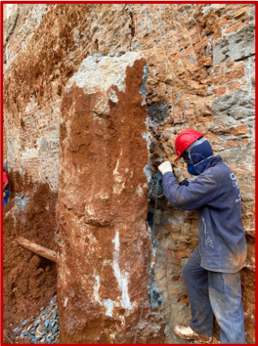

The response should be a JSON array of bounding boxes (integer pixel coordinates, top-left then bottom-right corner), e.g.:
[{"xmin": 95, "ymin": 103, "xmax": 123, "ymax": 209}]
[{"xmin": 12, "ymin": 295, "xmax": 59, "ymax": 344}]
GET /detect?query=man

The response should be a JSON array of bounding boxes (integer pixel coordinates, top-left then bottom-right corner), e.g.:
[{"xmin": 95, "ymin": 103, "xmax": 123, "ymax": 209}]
[
  {"xmin": 158, "ymin": 129, "xmax": 247, "ymax": 344},
  {"xmin": 3, "ymin": 160, "xmax": 9, "ymax": 208}
]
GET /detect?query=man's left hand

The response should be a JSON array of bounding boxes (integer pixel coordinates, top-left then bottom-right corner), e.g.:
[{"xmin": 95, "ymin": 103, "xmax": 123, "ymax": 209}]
[{"xmin": 158, "ymin": 161, "xmax": 173, "ymax": 175}]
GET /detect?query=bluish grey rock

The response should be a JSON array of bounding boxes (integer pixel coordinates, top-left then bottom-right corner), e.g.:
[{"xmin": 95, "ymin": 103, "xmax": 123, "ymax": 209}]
[
  {"xmin": 34, "ymin": 318, "xmax": 41, "ymax": 325},
  {"xmin": 52, "ymin": 324, "xmax": 59, "ymax": 333},
  {"xmin": 50, "ymin": 309, "xmax": 57, "ymax": 317},
  {"xmin": 21, "ymin": 319, "xmax": 28, "ymax": 327},
  {"xmin": 45, "ymin": 319, "xmax": 50, "ymax": 328}
]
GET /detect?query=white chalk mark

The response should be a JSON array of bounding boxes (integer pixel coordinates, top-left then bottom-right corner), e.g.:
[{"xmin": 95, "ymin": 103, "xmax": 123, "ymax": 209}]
[
  {"xmin": 112, "ymin": 232, "xmax": 132, "ymax": 310},
  {"xmin": 113, "ymin": 159, "xmax": 120, "ymax": 175},
  {"xmin": 93, "ymin": 275, "xmax": 102, "ymax": 304},
  {"xmin": 103, "ymin": 299, "xmax": 114, "ymax": 317}
]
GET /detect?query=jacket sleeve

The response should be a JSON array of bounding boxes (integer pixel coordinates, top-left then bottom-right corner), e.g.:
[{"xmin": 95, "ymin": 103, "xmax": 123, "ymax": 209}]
[{"xmin": 162, "ymin": 171, "xmax": 219, "ymax": 211}]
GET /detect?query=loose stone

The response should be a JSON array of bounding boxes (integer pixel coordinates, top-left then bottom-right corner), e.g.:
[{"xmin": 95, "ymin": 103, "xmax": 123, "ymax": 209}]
[
  {"xmin": 11, "ymin": 295, "xmax": 59, "ymax": 344},
  {"xmin": 26, "ymin": 323, "xmax": 33, "ymax": 331},
  {"xmin": 21, "ymin": 319, "xmax": 28, "ymax": 327},
  {"xmin": 45, "ymin": 319, "xmax": 49, "ymax": 328},
  {"xmin": 35, "ymin": 331, "xmax": 43, "ymax": 338}
]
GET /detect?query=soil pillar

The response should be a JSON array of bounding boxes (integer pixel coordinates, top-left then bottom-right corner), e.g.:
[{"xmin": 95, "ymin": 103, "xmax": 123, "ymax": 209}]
[{"xmin": 56, "ymin": 53, "xmax": 160, "ymax": 343}]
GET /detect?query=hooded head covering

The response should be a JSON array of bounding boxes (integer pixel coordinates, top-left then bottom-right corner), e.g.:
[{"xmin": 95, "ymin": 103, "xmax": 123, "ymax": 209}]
[{"xmin": 182, "ymin": 137, "xmax": 213, "ymax": 175}]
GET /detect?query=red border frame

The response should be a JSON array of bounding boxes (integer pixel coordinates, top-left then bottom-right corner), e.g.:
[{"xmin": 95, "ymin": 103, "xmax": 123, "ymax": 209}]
[{"xmin": 0, "ymin": 0, "xmax": 258, "ymax": 345}]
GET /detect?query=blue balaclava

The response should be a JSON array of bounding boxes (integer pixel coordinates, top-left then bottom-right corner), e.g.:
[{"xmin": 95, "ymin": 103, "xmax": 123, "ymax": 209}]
[{"xmin": 182, "ymin": 137, "xmax": 213, "ymax": 175}]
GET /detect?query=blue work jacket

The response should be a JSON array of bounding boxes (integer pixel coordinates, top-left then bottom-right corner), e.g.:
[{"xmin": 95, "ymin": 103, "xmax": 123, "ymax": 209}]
[{"xmin": 162, "ymin": 155, "xmax": 247, "ymax": 273}]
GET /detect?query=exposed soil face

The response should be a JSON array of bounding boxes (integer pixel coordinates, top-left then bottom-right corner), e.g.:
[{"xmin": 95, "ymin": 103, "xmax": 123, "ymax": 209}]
[
  {"xmin": 3, "ymin": 177, "xmax": 57, "ymax": 344},
  {"xmin": 56, "ymin": 56, "xmax": 165, "ymax": 344}
]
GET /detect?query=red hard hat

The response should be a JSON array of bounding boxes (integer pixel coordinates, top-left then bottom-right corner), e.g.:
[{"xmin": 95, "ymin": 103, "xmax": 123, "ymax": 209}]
[{"xmin": 174, "ymin": 129, "xmax": 204, "ymax": 161}]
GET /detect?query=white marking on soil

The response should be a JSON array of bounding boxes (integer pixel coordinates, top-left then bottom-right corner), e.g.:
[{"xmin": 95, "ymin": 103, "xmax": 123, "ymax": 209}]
[
  {"xmin": 94, "ymin": 275, "xmax": 102, "ymax": 304},
  {"xmin": 112, "ymin": 232, "xmax": 132, "ymax": 310},
  {"xmin": 113, "ymin": 175, "xmax": 125, "ymax": 195},
  {"xmin": 85, "ymin": 193, "xmax": 95, "ymax": 215},
  {"xmin": 93, "ymin": 275, "xmax": 116, "ymax": 317},
  {"xmin": 103, "ymin": 299, "xmax": 114, "ymax": 317},
  {"xmin": 64, "ymin": 297, "xmax": 68, "ymax": 307},
  {"xmin": 113, "ymin": 159, "xmax": 120, "ymax": 175},
  {"xmin": 136, "ymin": 184, "xmax": 143, "ymax": 196},
  {"xmin": 109, "ymin": 89, "xmax": 118, "ymax": 103},
  {"xmin": 100, "ymin": 194, "xmax": 109, "ymax": 201}
]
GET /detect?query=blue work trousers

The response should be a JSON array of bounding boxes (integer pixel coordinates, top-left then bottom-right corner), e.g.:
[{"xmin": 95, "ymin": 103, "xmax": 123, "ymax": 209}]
[{"xmin": 182, "ymin": 247, "xmax": 246, "ymax": 344}]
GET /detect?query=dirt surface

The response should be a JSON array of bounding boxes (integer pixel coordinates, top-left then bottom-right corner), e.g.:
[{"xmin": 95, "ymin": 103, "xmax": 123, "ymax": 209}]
[{"xmin": 3, "ymin": 178, "xmax": 57, "ymax": 344}]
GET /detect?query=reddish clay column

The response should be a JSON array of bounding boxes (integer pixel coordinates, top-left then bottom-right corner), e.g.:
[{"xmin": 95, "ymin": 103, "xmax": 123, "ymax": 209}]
[{"xmin": 56, "ymin": 54, "xmax": 163, "ymax": 343}]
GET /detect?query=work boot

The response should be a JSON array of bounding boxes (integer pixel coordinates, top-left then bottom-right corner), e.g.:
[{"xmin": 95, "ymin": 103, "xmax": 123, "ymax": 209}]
[{"xmin": 174, "ymin": 325, "xmax": 212, "ymax": 343}]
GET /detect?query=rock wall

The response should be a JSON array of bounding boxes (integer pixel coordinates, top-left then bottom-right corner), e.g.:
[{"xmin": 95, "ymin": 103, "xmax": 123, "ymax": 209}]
[{"xmin": 4, "ymin": 3, "xmax": 255, "ymax": 344}]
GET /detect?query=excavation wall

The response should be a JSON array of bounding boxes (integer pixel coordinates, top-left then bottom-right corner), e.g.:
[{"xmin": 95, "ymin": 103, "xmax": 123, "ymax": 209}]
[{"xmin": 4, "ymin": 4, "xmax": 255, "ymax": 344}]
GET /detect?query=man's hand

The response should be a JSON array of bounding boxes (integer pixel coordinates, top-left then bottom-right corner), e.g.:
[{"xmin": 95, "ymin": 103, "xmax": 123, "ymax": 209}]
[
  {"xmin": 173, "ymin": 167, "xmax": 185, "ymax": 184},
  {"xmin": 158, "ymin": 161, "xmax": 173, "ymax": 175}
]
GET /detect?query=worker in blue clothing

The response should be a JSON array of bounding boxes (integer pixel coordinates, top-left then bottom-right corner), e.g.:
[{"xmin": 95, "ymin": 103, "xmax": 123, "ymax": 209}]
[
  {"xmin": 158, "ymin": 129, "xmax": 247, "ymax": 344},
  {"xmin": 3, "ymin": 160, "xmax": 10, "ymax": 208}
]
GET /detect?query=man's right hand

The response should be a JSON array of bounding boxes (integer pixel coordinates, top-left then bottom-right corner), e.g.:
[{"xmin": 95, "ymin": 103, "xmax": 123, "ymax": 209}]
[{"xmin": 173, "ymin": 167, "xmax": 185, "ymax": 184}]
